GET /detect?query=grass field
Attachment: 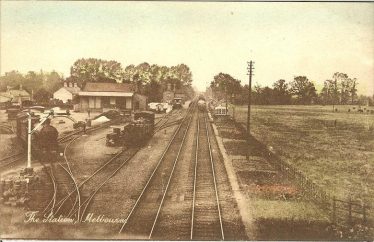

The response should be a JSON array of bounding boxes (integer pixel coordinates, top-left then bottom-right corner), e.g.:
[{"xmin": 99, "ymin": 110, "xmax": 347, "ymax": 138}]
[{"xmin": 231, "ymin": 105, "xmax": 374, "ymax": 207}]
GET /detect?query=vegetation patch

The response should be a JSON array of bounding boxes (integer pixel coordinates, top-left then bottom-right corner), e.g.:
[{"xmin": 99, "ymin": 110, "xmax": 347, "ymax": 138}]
[
  {"xmin": 255, "ymin": 217, "xmax": 334, "ymax": 240},
  {"xmin": 223, "ymin": 140, "xmax": 248, "ymax": 156},
  {"xmin": 219, "ymin": 129, "xmax": 246, "ymax": 140},
  {"xmin": 233, "ymin": 105, "xmax": 374, "ymax": 208}
]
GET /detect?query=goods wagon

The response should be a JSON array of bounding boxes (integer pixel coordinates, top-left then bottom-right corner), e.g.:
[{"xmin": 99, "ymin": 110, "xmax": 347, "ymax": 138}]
[{"xmin": 106, "ymin": 111, "xmax": 155, "ymax": 147}]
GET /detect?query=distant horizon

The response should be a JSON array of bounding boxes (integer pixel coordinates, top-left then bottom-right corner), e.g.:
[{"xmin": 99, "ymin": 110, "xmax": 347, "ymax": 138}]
[{"xmin": 1, "ymin": 2, "xmax": 373, "ymax": 95}]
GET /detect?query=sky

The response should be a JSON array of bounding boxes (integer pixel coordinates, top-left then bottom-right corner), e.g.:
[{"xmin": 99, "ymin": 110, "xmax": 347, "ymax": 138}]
[{"xmin": 0, "ymin": 2, "xmax": 373, "ymax": 95}]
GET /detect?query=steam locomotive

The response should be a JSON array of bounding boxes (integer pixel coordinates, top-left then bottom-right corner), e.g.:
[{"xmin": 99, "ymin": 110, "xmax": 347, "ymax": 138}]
[
  {"xmin": 197, "ymin": 95, "xmax": 206, "ymax": 111},
  {"xmin": 106, "ymin": 111, "xmax": 155, "ymax": 147},
  {"xmin": 16, "ymin": 112, "xmax": 60, "ymax": 160}
]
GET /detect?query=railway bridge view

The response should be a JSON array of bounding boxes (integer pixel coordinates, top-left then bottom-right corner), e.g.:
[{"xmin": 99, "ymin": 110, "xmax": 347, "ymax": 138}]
[
  {"xmin": 1, "ymin": 90, "xmax": 373, "ymax": 240},
  {"xmin": 1, "ymin": 2, "xmax": 374, "ymax": 241}
]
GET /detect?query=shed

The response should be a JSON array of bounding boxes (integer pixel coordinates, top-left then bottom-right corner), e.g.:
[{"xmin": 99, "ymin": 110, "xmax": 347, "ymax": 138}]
[{"xmin": 214, "ymin": 105, "xmax": 229, "ymax": 116}]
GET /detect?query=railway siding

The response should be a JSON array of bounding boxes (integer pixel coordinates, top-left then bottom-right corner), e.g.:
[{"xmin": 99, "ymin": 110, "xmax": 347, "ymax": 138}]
[{"xmin": 118, "ymin": 107, "xmax": 194, "ymax": 238}]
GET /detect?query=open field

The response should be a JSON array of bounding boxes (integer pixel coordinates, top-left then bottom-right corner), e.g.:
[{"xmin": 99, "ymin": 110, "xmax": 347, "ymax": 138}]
[{"xmin": 231, "ymin": 105, "xmax": 374, "ymax": 207}]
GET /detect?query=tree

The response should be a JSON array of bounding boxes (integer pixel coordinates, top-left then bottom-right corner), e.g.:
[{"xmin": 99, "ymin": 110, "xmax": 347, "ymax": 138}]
[
  {"xmin": 170, "ymin": 64, "xmax": 193, "ymax": 87},
  {"xmin": 69, "ymin": 58, "xmax": 124, "ymax": 87},
  {"xmin": 290, "ymin": 76, "xmax": 317, "ymax": 104},
  {"xmin": 34, "ymin": 88, "xmax": 52, "ymax": 103},
  {"xmin": 122, "ymin": 64, "xmax": 136, "ymax": 83},
  {"xmin": 136, "ymin": 62, "xmax": 152, "ymax": 85},
  {"xmin": 320, "ymin": 81, "xmax": 330, "ymax": 105},
  {"xmin": 44, "ymin": 71, "xmax": 64, "ymax": 93},
  {"xmin": 210, "ymin": 73, "xmax": 241, "ymax": 101},
  {"xmin": 350, "ymin": 78, "xmax": 358, "ymax": 104},
  {"xmin": 272, "ymin": 79, "xmax": 291, "ymax": 104},
  {"xmin": 121, "ymin": 63, "xmax": 194, "ymax": 102},
  {"xmin": 23, "ymin": 71, "xmax": 44, "ymax": 94},
  {"xmin": 0, "ymin": 71, "xmax": 25, "ymax": 91},
  {"xmin": 331, "ymin": 72, "xmax": 358, "ymax": 105}
]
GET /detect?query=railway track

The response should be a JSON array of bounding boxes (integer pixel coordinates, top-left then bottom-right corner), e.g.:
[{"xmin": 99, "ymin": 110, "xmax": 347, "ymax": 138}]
[
  {"xmin": 191, "ymin": 111, "xmax": 224, "ymax": 240},
  {"xmin": 0, "ymin": 124, "xmax": 14, "ymax": 134},
  {"xmin": 147, "ymin": 109, "xmax": 224, "ymax": 240},
  {"xmin": 0, "ymin": 118, "xmax": 120, "ymax": 170},
  {"xmin": 118, "ymin": 103, "xmax": 195, "ymax": 237},
  {"xmin": 0, "ymin": 153, "xmax": 25, "ymax": 169},
  {"xmin": 60, "ymin": 136, "xmax": 82, "ymax": 220},
  {"xmin": 57, "ymin": 118, "xmax": 121, "ymax": 144},
  {"xmin": 49, "ymin": 109, "xmax": 185, "ymax": 221},
  {"xmin": 71, "ymin": 109, "xmax": 186, "ymax": 221},
  {"xmin": 43, "ymin": 119, "xmax": 124, "ymax": 217},
  {"xmin": 154, "ymin": 109, "xmax": 183, "ymax": 134},
  {"xmin": 39, "ymin": 161, "xmax": 58, "ymax": 216}
]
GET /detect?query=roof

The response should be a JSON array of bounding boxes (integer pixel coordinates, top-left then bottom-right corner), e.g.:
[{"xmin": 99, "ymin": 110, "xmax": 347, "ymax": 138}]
[
  {"xmin": 82, "ymin": 82, "xmax": 134, "ymax": 92},
  {"xmin": 215, "ymin": 105, "xmax": 228, "ymax": 110},
  {"xmin": 0, "ymin": 90, "xmax": 29, "ymax": 102},
  {"xmin": 58, "ymin": 86, "xmax": 81, "ymax": 94},
  {"xmin": 79, "ymin": 92, "xmax": 133, "ymax": 97},
  {"xmin": 0, "ymin": 94, "xmax": 11, "ymax": 103},
  {"xmin": 5, "ymin": 89, "xmax": 30, "ymax": 97}
]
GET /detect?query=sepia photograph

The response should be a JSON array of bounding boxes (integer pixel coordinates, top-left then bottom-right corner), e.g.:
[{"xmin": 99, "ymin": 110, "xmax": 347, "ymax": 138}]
[{"xmin": 0, "ymin": 1, "xmax": 373, "ymax": 241}]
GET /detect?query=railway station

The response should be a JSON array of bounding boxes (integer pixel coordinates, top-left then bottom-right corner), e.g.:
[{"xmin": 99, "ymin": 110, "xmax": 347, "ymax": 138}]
[
  {"xmin": 0, "ymin": 95, "xmax": 251, "ymax": 240},
  {"xmin": 1, "ymin": 2, "xmax": 373, "ymax": 241}
]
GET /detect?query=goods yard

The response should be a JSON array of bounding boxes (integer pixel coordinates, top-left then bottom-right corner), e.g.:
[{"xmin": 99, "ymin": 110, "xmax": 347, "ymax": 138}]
[{"xmin": 0, "ymin": 100, "xmax": 248, "ymax": 240}]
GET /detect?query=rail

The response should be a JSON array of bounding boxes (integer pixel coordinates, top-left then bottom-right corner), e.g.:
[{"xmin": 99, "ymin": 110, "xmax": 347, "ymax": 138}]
[
  {"xmin": 190, "ymin": 111, "xmax": 224, "ymax": 240},
  {"xmin": 205, "ymin": 114, "xmax": 225, "ymax": 240},
  {"xmin": 119, "ymin": 102, "xmax": 195, "ymax": 234}
]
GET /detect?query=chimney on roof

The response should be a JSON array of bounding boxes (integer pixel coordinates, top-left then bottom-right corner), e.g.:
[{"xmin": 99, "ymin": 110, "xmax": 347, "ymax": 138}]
[
  {"xmin": 19, "ymin": 84, "xmax": 23, "ymax": 91},
  {"xmin": 173, "ymin": 84, "xmax": 176, "ymax": 92}
]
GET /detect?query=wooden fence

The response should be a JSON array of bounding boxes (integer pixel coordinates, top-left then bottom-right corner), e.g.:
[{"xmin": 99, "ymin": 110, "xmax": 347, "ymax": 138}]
[{"xmin": 332, "ymin": 197, "xmax": 371, "ymax": 226}]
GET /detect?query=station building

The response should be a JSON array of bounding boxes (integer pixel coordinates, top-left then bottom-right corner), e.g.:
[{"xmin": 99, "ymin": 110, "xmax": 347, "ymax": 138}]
[
  {"xmin": 77, "ymin": 82, "xmax": 147, "ymax": 112},
  {"xmin": 53, "ymin": 82, "xmax": 80, "ymax": 103}
]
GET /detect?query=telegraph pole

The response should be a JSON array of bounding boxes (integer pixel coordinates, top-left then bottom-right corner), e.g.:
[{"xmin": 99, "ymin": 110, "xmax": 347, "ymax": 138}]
[
  {"xmin": 247, "ymin": 61, "xmax": 254, "ymax": 139},
  {"xmin": 27, "ymin": 112, "xmax": 32, "ymax": 168}
]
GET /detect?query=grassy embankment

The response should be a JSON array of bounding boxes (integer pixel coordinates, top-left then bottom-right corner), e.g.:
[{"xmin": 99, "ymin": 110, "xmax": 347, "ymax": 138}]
[{"xmin": 232, "ymin": 105, "xmax": 374, "ymax": 206}]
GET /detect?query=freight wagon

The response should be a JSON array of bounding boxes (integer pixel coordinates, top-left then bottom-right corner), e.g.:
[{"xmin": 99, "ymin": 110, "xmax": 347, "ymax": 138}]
[{"xmin": 106, "ymin": 111, "xmax": 155, "ymax": 147}]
